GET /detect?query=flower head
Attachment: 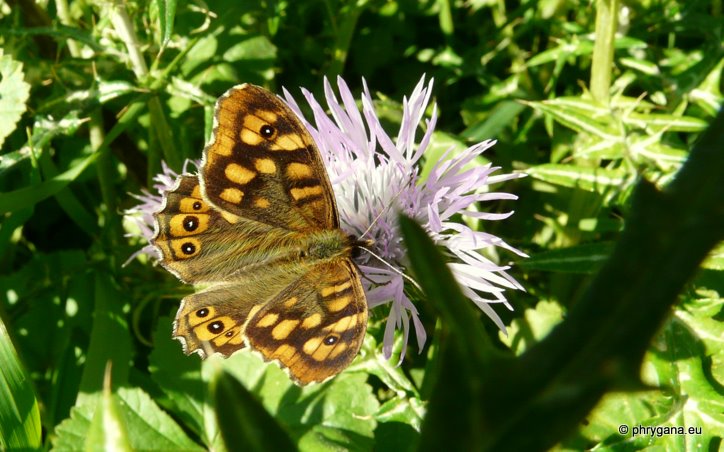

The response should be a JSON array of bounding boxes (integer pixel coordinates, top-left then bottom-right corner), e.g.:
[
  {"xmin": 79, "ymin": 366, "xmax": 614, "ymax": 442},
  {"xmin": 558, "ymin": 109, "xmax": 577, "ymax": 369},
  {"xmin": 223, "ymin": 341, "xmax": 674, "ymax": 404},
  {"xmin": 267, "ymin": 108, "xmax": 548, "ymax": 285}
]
[
  {"xmin": 282, "ymin": 76, "xmax": 526, "ymax": 359},
  {"xmin": 126, "ymin": 76, "xmax": 526, "ymax": 362}
]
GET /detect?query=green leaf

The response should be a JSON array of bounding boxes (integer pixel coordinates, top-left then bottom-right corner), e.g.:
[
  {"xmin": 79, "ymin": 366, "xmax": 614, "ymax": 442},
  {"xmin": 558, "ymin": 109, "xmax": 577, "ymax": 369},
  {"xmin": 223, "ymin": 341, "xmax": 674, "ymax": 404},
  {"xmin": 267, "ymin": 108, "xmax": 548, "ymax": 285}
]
[
  {"xmin": 701, "ymin": 242, "xmax": 724, "ymax": 270},
  {"xmin": 629, "ymin": 136, "xmax": 688, "ymax": 171},
  {"xmin": 498, "ymin": 300, "xmax": 564, "ymax": 356},
  {"xmin": 460, "ymin": 101, "xmax": 526, "ymax": 141},
  {"xmin": 0, "ymin": 100, "xmax": 145, "ymax": 214},
  {"xmin": 213, "ymin": 370, "xmax": 297, "ymax": 452},
  {"xmin": 53, "ymin": 387, "xmax": 204, "ymax": 451},
  {"xmin": 518, "ymin": 242, "xmax": 613, "ymax": 273},
  {"xmin": 400, "ymin": 214, "xmax": 503, "ymax": 451},
  {"xmin": 0, "ymin": 54, "xmax": 31, "ymax": 149},
  {"xmin": 525, "ymin": 98, "xmax": 620, "ymax": 140},
  {"xmin": 148, "ymin": 316, "xmax": 208, "ymax": 443},
  {"xmin": 85, "ymin": 367, "xmax": 132, "ymax": 452},
  {"xmin": 77, "ymin": 274, "xmax": 132, "ymax": 404},
  {"xmin": 527, "ymin": 164, "xmax": 628, "ymax": 194},
  {"xmin": 0, "ymin": 317, "xmax": 41, "ymax": 450},
  {"xmin": 220, "ymin": 351, "xmax": 379, "ymax": 451},
  {"xmin": 625, "ymin": 112, "xmax": 709, "ymax": 133},
  {"xmin": 156, "ymin": 0, "xmax": 177, "ymax": 47}
]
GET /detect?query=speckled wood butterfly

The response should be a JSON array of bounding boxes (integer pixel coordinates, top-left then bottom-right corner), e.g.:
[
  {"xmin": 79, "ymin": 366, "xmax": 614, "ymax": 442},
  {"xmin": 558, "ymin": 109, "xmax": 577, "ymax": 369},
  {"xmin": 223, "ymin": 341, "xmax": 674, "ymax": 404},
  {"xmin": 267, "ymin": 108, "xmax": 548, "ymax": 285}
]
[{"xmin": 151, "ymin": 84, "xmax": 369, "ymax": 385}]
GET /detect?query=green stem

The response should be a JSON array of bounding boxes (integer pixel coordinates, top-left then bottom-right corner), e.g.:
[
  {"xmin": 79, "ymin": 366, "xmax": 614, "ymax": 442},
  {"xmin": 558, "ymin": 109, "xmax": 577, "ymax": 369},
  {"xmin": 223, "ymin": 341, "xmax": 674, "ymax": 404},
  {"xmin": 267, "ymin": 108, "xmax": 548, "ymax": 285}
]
[
  {"xmin": 56, "ymin": 0, "xmax": 121, "ymax": 267},
  {"xmin": 590, "ymin": 0, "xmax": 619, "ymax": 104},
  {"xmin": 54, "ymin": 0, "xmax": 80, "ymax": 55},
  {"xmin": 107, "ymin": 0, "xmax": 181, "ymax": 178},
  {"xmin": 328, "ymin": 1, "xmax": 368, "ymax": 77}
]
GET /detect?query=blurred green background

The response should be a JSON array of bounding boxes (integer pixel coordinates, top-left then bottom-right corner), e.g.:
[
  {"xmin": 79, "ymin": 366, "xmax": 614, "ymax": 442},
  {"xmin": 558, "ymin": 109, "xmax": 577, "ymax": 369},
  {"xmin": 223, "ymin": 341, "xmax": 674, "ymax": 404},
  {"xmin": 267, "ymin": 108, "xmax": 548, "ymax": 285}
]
[{"xmin": 0, "ymin": 0, "xmax": 722, "ymax": 450}]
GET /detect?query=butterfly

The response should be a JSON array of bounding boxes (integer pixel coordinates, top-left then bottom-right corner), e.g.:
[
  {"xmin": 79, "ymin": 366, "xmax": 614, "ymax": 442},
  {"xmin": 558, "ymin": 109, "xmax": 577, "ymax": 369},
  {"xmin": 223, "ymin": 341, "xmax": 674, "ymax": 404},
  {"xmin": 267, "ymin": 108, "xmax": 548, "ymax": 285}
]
[{"xmin": 151, "ymin": 84, "xmax": 369, "ymax": 385}]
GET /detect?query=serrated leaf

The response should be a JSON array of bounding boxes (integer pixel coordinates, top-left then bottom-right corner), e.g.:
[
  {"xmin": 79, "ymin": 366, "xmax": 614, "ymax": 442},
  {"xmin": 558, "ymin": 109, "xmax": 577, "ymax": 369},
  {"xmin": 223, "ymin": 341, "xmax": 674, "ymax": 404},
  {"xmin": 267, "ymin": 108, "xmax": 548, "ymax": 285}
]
[
  {"xmin": 626, "ymin": 112, "xmax": 708, "ymax": 132},
  {"xmin": 526, "ymin": 98, "xmax": 620, "ymax": 140},
  {"xmin": 85, "ymin": 370, "xmax": 132, "ymax": 452},
  {"xmin": 527, "ymin": 164, "xmax": 628, "ymax": 194},
  {"xmin": 52, "ymin": 388, "xmax": 204, "ymax": 451},
  {"xmin": 630, "ymin": 136, "xmax": 688, "ymax": 171},
  {"xmin": 0, "ymin": 54, "xmax": 31, "ymax": 149}
]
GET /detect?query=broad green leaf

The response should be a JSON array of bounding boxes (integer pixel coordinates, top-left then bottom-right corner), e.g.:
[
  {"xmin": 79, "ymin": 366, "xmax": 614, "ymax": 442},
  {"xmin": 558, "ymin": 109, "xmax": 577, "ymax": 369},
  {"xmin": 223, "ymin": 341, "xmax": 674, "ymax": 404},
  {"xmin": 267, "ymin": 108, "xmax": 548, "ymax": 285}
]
[
  {"xmin": 0, "ymin": 54, "xmax": 31, "ymax": 148},
  {"xmin": 564, "ymin": 303, "xmax": 724, "ymax": 450},
  {"xmin": 527, "ymin": 164, "xmax": 628, "ymax": 194},
  {"xmin": 0, "ymin": 317, "xmax": 41, "ymax": 450},
  {"xmin": 85, "ymin": 369, "xmax": 132, "ymax": 452},
  {"xmin": 220, "ymin": 351, "xmax": 379, "ymax": 451},
  {"xmin": 213, "ymin": 370, "xmax": 297, "ymax": 452},
  {"xmin": 52, "ymin": 387, "xmax": 204, "ymax": 451}
]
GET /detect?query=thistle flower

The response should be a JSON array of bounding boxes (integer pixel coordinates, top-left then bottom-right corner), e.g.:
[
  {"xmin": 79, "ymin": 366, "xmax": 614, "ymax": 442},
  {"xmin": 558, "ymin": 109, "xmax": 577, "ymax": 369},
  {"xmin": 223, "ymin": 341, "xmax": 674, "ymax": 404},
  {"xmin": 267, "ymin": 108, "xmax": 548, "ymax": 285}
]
[
  {"xmin": 283, "ymin": 76, "xmax": 527, "ymax": 359},
  {"xmin": 126, "ymin": 76, "xmax": 526, "ymax": 362}
]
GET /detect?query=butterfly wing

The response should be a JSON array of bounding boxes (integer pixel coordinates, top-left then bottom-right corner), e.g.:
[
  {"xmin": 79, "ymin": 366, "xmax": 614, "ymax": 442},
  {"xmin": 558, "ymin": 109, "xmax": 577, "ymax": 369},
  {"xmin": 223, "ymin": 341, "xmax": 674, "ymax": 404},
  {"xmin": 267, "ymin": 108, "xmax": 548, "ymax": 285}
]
[
  {"xmin": 152, "ymin": 84, "xmax": 369, "ymax": 384},
  {"xmin": 172, "ymin": 259, "xmax": 367, "ymax": 382},
  {"xmin": 152, "ymin": 175, "xmax": 306, "ymax": 284},
  {"xmin": 200, "ymin": 84, "xmax": 338, "ymax": 231},
  {"xmin": 244, "ymin": 259, "xmax": 368, "ymax": 384}
]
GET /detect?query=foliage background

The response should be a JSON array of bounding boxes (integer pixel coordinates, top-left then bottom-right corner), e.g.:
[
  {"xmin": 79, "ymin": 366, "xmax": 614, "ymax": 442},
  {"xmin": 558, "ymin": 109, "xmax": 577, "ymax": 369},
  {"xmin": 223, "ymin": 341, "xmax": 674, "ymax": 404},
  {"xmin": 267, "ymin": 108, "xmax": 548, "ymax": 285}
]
[{"xmin": 1, "ymin": 0, "xmax": 722, "ymax": 450}]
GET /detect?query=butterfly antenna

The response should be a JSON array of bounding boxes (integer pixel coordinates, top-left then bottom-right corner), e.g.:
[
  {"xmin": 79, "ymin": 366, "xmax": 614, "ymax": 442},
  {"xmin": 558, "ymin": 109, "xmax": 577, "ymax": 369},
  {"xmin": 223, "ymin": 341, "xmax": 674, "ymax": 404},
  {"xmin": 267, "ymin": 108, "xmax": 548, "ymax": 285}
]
[{"xmin": 359, "ymin": 245, "xmax": 422, "ymax": 293}]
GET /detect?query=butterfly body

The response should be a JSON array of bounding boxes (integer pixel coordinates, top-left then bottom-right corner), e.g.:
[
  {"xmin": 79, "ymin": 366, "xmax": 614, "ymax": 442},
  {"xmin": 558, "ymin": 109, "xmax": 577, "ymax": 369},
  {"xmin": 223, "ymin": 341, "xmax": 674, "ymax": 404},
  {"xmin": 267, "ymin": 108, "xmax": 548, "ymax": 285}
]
[{"xmin": 151, "ymin": 84, "xmax": 368, "ymax": 385}]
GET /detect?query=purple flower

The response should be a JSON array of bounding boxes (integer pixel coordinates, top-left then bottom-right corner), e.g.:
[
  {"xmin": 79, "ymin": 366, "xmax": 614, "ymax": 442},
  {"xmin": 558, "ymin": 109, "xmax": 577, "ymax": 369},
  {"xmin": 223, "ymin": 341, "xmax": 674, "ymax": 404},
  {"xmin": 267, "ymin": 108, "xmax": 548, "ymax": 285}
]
[
  {"xmin": 283, "ymin": 76, "xmax": 526, "ymax": 359},
  {"xmin": 126, "ymin": 76, "xmax": 526, "ymax": 362}
]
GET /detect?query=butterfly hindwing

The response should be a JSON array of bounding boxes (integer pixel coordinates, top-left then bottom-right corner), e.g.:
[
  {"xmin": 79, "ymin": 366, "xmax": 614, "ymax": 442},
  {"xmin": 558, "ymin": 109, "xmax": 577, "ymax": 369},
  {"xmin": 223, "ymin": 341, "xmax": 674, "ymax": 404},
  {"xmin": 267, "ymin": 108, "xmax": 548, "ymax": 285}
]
[
  {"xmin": 245, "ymin": 260, "xmax": 368, "ymax": 384},
  {"xmin": 200, "ymin": 84, "xmax": 338, "ymax": 231}
]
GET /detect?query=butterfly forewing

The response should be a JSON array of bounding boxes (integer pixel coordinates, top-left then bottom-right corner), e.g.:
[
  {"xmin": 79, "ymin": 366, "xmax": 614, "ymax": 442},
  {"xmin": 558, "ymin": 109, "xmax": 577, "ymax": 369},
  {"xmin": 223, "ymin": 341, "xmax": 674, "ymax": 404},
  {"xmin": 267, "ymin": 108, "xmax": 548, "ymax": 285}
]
[
  {"xmin": 152, "ymin": 176, "xmax": 295, "ymax": 284},
  {"xmin": 201, "ymin": 84, "xmax": 338, "ymax": 231}
]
